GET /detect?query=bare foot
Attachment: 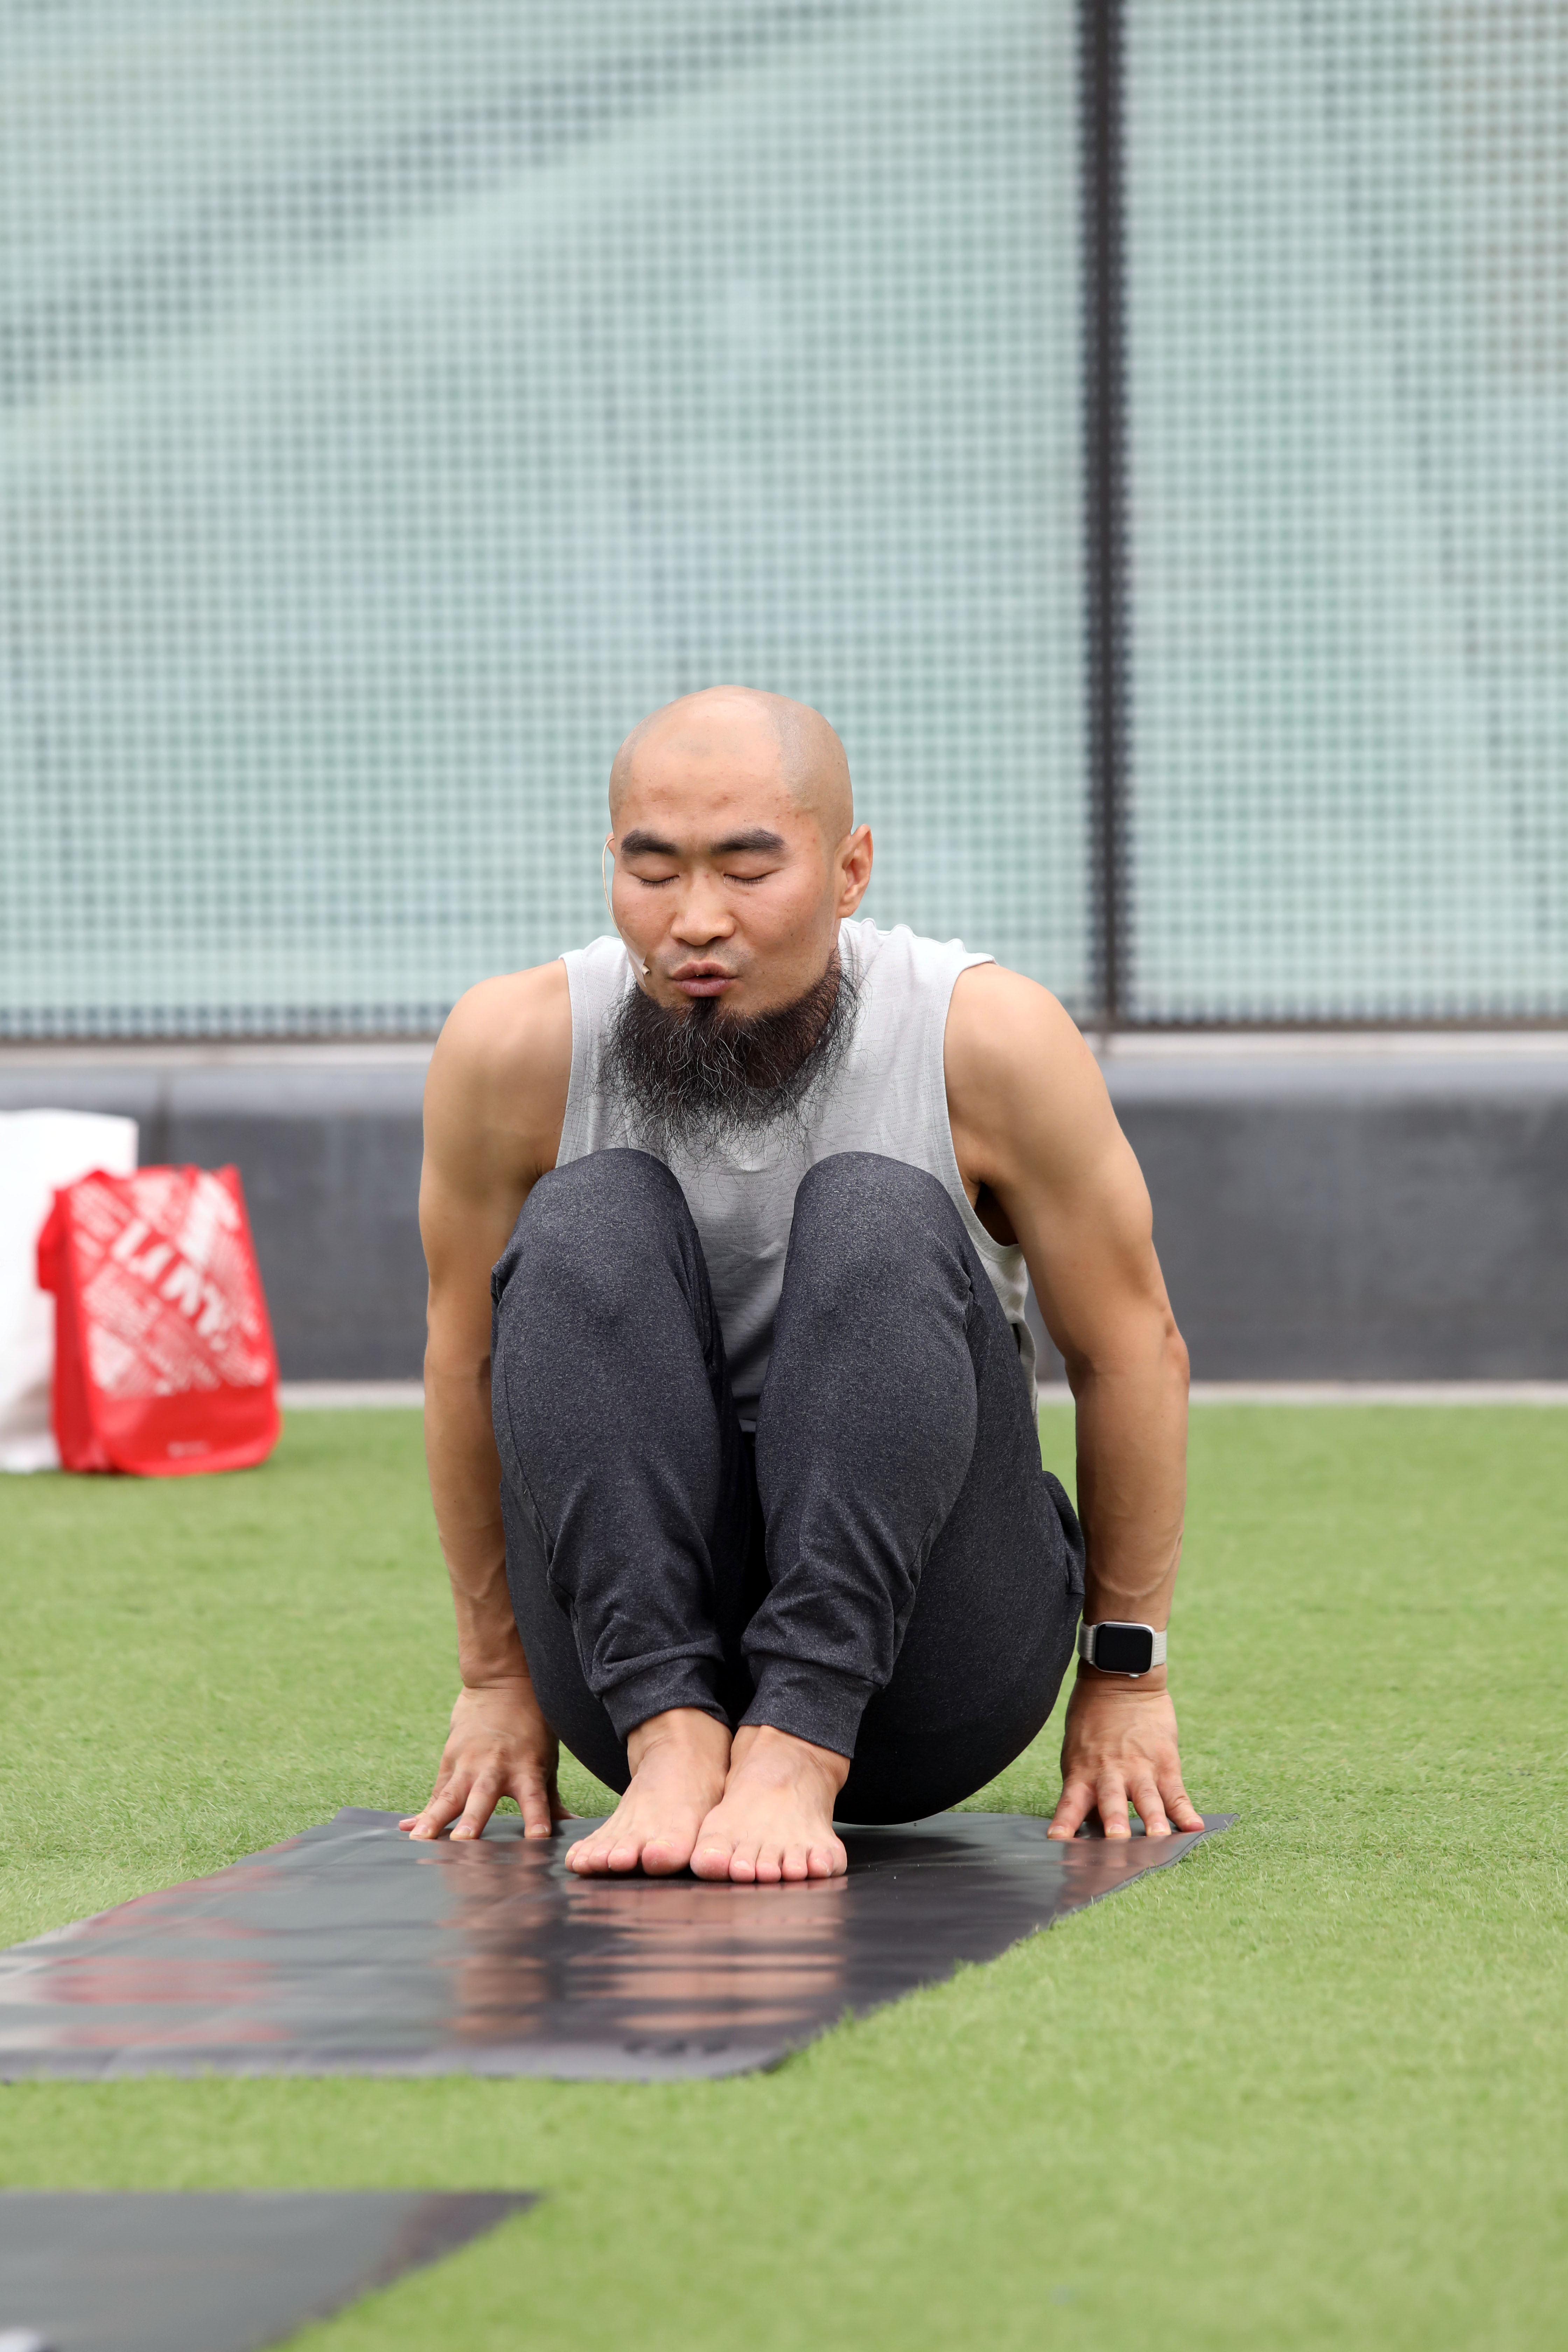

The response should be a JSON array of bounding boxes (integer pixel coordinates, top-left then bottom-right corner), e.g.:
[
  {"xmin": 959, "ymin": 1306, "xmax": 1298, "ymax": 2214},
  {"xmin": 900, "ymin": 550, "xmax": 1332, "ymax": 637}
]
[
  {"xmin": 690, "ymin": 1725, "xmax": 849, "ymax": 1883},
  {"xmin": 565, "ymin": 1708, "xmax": 732, "ymax": 1877}
]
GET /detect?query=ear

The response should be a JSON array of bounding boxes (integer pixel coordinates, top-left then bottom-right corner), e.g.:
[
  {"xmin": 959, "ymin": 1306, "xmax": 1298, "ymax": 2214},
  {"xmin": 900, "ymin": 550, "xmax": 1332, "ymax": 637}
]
[
  {"xmin": 834, "ymin": 824, "xmax": 873, "ymax": 917},
  {"xmin": 602, "ymin": 834, "xmax": 652, "ymax": 978}
]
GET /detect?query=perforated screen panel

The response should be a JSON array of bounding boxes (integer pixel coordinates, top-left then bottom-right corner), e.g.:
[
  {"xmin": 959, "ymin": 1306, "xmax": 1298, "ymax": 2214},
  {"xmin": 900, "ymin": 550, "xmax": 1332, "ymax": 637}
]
[
  {"xmin": 4, "ymin": 4, "xmax": 1564, "ymax": 1037},
  {"xmin": 0, "ymin": 0, "xmax": 1088, "ymax": 1038},
  {"xmin": 1124, "ymin": 1, "xmax": 1568, "ymax": 1021}
]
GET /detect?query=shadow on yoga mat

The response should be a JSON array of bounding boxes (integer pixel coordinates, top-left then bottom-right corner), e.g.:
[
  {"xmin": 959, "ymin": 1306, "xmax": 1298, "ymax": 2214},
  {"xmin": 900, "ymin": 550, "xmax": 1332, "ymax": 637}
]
[
  {"xmin": 0, "ymin": 1810, "xmax": 1232, "ymax": 2084},
  {"xmin": 0, "ymin": 2191, "xmax": 534, "ymax": 2352}
]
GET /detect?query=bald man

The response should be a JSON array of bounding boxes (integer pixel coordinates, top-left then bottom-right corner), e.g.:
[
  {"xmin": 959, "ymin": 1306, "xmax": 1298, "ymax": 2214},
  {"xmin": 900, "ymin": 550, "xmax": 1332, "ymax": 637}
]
[{"xmin": 405, "ymin": 686, "xmax": 1199, "ymax": 1881}]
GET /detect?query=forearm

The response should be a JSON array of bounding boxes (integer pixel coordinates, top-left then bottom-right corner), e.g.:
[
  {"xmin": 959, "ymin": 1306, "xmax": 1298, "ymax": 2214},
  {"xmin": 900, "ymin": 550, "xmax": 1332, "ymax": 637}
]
[
  {"xmin": 1066, "ymin": 1318, "xmax": 1188, "ymax": 1686},
  {"xmin": 422, "ymin": 1352, "xmax": 528, "ymax": 1687}
]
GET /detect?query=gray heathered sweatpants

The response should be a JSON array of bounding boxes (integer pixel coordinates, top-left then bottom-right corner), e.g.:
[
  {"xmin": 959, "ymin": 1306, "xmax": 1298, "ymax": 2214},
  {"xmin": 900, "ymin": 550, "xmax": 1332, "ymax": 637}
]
[{"xmin": 490, "ymin": 1148, "xmax": 1084, "ymax": 1824}]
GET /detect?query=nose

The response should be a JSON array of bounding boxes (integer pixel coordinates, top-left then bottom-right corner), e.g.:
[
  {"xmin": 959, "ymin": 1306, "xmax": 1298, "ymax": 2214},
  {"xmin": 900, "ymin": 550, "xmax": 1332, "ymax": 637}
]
[{"xmin": 670, "ymin": 869, "xmax": 736, "ymax": 947}]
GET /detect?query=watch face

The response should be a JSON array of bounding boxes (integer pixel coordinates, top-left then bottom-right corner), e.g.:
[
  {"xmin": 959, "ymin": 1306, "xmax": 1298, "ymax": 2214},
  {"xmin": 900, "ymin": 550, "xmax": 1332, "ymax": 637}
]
[{"xmin": 1093, "ymin": 1623, "xmax": 1155, "ymax": 1675}]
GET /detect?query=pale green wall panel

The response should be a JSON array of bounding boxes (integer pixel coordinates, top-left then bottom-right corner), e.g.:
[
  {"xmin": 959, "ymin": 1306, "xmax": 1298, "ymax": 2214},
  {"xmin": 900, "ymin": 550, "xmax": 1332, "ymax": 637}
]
[
  {"xmin": 7, "ymin": 1, "xmax": 1562, "ymax": 1035},
  {"xmin": 0, "ymin": 0, "xmax": 1088, "ymax": 1035},
  {"xmin": 1124, "ymin": 0, "xmax": 1567, "ymax": 1019}
]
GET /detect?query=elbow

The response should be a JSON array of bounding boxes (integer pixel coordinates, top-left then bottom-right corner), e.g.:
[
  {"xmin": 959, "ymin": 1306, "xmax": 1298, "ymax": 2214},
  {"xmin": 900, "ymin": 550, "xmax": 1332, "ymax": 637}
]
[
  {"xmin": 424, "ymin": 1349, "xmax": 492, "ymax": 1391},
  {"xmin": 1058, "ymin": 1309, "xmax": 1189, "ymax": 1399}
]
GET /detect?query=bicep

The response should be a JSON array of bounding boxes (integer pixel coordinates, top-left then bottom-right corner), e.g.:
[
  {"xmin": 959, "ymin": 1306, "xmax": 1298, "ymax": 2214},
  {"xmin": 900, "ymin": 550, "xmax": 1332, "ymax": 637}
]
[
  {"xmin": 1014, "ymin": 1128, "xmax": 1174, "ymax": 1377},
  {"xmin": 948, "ymin": 971, "xmax": 1176, "ymax": 1374},
  {"xmin": 418, "ymin": 974, "xmax": 565, "ymax": 1372},
  {"xmin": 419, "ymin": 1152, "xmax": 524, "ymax": 1372}
]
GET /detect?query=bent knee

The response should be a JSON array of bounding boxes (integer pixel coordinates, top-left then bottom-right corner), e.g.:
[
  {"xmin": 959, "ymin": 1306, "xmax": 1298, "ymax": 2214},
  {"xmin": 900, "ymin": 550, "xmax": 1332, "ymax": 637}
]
[
  {"xmin": 795, "ymin": 1153, "xmax": 960, "ymax": 1237},
  {"xmin": 493, "ymin": 1149, "xmax": 686, "ymax": 1316},
  {"xmin": 541, "ymin": 1147, "xmax": 678, "ymax": 1213},
  {"xmin": 790, "ymin": 1154, "xmax": 965, "ymax": 1286},
  {"xmin": 520, "ymin": 1148, "xmax": 680, "ymax": 1242}
]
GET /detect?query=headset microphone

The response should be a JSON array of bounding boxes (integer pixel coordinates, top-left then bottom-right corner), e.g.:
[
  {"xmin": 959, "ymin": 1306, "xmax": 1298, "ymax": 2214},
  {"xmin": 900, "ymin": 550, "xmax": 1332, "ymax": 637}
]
[{"xmin": 602, "ymin": 834, "xmax": 652, "ymax": 980}]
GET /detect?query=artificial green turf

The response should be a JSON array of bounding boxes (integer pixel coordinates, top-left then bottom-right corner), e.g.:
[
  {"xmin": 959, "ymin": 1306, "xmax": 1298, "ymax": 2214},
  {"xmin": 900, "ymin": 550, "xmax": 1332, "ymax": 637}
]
[{"xmin": 1, "ymin": 1406, "xmax": 1564, "ymax": 2350}]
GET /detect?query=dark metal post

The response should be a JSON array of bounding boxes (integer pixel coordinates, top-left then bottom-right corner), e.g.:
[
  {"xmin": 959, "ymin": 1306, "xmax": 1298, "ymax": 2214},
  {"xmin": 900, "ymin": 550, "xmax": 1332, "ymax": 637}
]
[{"xmin": 1079, "ymin": 0, "xmax": 1128, "ymax": 1028}]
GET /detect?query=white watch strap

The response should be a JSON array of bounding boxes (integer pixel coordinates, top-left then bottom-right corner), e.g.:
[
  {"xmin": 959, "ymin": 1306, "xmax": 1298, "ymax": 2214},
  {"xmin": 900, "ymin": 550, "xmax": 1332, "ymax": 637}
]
[{"xmin": 1077, "ymin": 1622, "xmax": 1167, "ymax": 1672}]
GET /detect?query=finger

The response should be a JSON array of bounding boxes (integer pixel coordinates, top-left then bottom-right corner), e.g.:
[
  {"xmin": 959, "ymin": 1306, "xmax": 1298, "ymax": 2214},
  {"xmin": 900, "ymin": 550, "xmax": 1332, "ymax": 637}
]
[
  {"xmin": 1046, "ymin": 1776, "xmax": 1098, "ymax": 1841},
  {"xmin": 1163, "ymin": 1782, "xmax": 1205, "ymax": 1833},
  {"xmin": 399, "ymin": 1760, "xmax": 455, "ymax": 1825},
  {"xmin": 449, "ymin": 1773, "xmax": 503, "ymax": 1841},
  {"xmin": 399, "ymin": 1786, "xmax": 451, "ymax": 1832},
  {"xmin": 401, "ymin": 1772, "xmax": 470, "ymax": 1840},
  {"xmin": 1131, "ymin": 1778, "xmax": 1170, "ymax": 1836},
  {"xmin": 1095, "ymin": 1771, "xmax": 1132, "ymax": 1839},
  {"xmin": 515, "ymin": 1775, "xmax": 558, "ymax": 1840}
]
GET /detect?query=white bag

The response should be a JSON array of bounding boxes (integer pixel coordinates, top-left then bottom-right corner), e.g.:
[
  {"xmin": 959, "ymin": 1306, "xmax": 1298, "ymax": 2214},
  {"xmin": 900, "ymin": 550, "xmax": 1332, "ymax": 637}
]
[{"xmin": 0, "ymin": 1109, "xmax": 139, "ymax": 1471}]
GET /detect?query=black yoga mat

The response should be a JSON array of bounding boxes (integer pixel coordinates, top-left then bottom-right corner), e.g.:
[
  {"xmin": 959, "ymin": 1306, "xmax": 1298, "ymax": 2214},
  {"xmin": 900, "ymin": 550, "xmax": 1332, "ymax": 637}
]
[
  {"xmin": 0, "ymin": 2191, "xmax": 533, "ymax": 2352},
  {"xmin": 0, "ymin": 1809, "xmax": 1231, "ymax": 2084}
]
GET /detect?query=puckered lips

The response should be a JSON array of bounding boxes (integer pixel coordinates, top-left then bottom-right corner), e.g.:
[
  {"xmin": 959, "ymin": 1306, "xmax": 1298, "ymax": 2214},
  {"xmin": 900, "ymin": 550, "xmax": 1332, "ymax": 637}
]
[{"xmin": 669, "ymin": 959, "xmax": 740, "ymax": 1000}]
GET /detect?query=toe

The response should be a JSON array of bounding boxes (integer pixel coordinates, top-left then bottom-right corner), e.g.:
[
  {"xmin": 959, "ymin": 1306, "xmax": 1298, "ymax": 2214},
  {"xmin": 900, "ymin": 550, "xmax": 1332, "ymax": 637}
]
[
  {"xmin": 690, "ymin": 1835, "xmax": 733, "ymax": 1881},
  {"xmin": 640, "ymin": 1834, "xmax": 693, "ymax": 1877}
]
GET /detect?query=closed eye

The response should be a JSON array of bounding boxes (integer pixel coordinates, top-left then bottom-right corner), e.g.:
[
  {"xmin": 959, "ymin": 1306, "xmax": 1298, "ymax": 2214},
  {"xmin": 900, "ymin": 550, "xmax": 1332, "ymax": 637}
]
[{"xmin": 630, "ymin": 868, "xmax": 777, "ymax": 887}]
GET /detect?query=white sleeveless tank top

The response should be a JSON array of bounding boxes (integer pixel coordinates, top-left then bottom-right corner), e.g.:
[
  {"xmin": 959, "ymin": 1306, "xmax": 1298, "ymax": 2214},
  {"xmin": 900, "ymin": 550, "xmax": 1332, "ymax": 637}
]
[{"xmin": 557, "ymin": 916, "xmax": 1036, "ymax": 1429}]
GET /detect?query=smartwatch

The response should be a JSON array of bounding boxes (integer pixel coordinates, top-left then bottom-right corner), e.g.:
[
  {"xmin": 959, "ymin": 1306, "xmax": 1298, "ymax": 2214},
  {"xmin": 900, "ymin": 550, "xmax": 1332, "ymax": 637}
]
[{"xmin": 1077, "ymin": 1621, "xmax": 1167, "ymax": 1677}]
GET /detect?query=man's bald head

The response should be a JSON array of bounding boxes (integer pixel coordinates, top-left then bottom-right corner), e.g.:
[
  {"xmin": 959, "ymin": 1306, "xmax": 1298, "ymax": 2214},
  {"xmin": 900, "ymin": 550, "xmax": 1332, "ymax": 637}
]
[{"xmin": 609, "ymin": 686, "xmax": 853, "ymax": 845}]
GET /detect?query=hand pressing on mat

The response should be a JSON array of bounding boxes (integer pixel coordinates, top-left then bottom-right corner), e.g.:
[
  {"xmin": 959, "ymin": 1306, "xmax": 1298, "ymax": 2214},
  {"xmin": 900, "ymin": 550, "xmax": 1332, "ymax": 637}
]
[
  {"xmin": 1047, "ymin": 1672, "xmax": 1203, "ymax": 1842},
  {"xmin": 401, "ymin": 1678, "xmax": 570, "ymax": 1842}
]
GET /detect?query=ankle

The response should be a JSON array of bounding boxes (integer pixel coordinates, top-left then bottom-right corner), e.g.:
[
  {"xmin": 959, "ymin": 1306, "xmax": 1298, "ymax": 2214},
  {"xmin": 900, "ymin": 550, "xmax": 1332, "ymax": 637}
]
[
  {"xmin": 734, "ymin": 1723, "xmax": 850, "ymax": 1799},
  {"xmin": 626, "ymin": 1706, "xmax": 732, "ymax": 1782}
]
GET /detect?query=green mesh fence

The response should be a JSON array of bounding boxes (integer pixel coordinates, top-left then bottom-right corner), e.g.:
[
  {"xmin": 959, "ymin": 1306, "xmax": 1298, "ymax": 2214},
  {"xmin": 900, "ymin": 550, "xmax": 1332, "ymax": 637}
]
[
  {"xmin": 0, "ymin": 0, "xmax": 1087, "ymax": 1037},
  {"xmin": 1, "ymin": 3, "xmax": 1563, "ymax": 1037},
  {"xmin": 1124, "ymin": 0, "xmax": 1567, "ymax": 1021}
]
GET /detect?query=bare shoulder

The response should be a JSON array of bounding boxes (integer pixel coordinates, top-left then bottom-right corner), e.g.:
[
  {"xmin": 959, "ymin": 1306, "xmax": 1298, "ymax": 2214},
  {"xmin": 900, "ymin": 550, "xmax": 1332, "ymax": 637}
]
[
  {"xmin": 945, "ymin": 961, "xmax": 1119, "ymax": 1191},
  {"xmin": 945, "ymin": 961, "xmax": 1104, "ymax": 1110},
  {"xmin": 424, "ymin": 960, "xmax": 572, "ymax": 1194}
]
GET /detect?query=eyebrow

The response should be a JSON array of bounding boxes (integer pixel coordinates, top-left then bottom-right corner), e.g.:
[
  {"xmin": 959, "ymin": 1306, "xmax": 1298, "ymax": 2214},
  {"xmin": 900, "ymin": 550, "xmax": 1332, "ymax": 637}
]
[{"xmin": 619, "ymin": 827, "xmax": 788, "ymax": 859}]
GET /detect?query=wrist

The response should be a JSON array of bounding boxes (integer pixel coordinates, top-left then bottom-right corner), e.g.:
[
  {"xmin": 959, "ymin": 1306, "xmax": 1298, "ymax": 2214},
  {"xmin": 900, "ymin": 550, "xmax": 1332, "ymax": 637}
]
[
  {"xmin": 455, "ymin": 1633, "xmax": 530, "ymax": 1687},
  {"xmin": 456, "ymin": 1674, "xmax": 541, "ymax": 1708},
  {"xmin": 1076, "ymin": 1660, "xmax": 1169, "ymax": 1694},
  {"xmin": 1076, "ymin": 1617, "xmax": 1167, "ymax": 1680}
]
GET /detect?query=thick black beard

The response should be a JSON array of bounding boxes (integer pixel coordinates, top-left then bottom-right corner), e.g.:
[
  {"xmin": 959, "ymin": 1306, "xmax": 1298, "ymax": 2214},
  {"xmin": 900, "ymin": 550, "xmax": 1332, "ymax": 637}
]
[{"xmin": 602, "ymin": 951, "xmax": 858, "ymax": 1161}]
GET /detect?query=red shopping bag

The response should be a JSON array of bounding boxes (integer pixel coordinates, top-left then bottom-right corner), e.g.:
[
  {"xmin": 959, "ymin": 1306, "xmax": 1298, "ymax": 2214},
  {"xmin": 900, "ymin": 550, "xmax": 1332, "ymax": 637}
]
[{"xmin": 36, "ymin": 1164, "xmax": 280, "ymax": 1476}]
